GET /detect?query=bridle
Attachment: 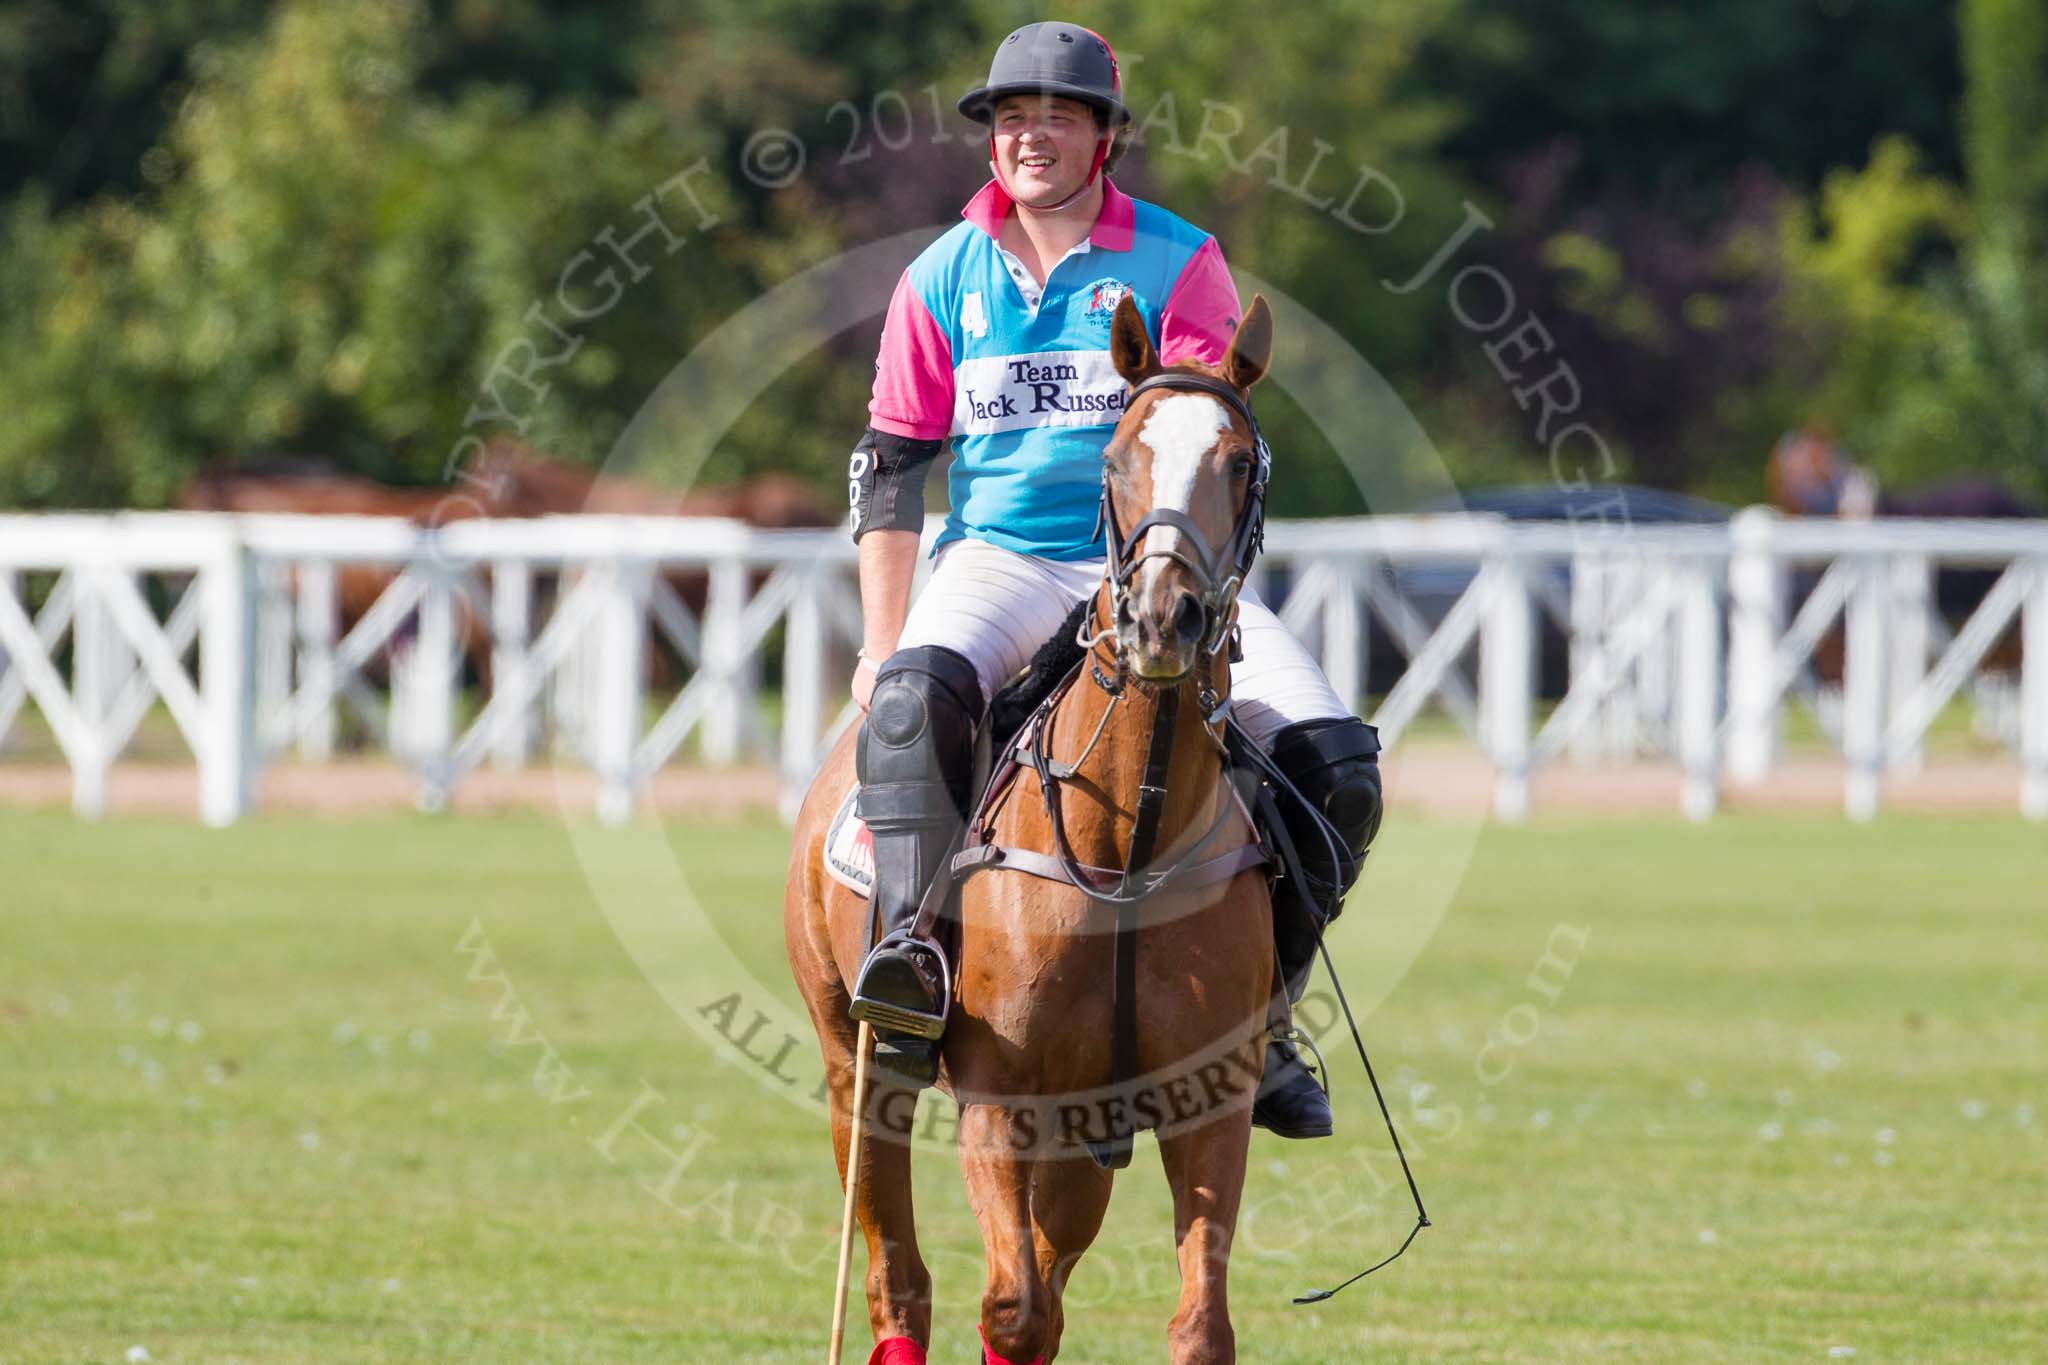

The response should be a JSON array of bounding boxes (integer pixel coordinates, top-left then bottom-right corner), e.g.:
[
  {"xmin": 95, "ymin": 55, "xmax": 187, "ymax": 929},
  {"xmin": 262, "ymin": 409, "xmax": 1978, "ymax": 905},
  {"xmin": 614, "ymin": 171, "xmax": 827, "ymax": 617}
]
[{"xmin": 1092, "ymin": 370, "xmax": 1272, "ymax": 666}]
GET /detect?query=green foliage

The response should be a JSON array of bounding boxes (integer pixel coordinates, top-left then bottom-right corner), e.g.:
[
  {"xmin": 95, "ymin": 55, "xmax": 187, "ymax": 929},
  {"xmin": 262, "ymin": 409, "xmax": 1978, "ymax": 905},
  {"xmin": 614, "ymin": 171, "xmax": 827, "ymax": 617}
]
[
  {"xmin": 1772, "ymin": 2, "xmax": 2048, "ymax": 501},
  {"xmin": 1776, "ymin": 138, "xmax": 1973, "ymax": 482},
  {"xmin": 0, "ymin": 0, "xmax": 2034, "ymax": 509},
  {"xmin": 1417, "ymin": 0, "xmax": 1964, "ymax": 204},
  {"xmin": 1948, "ymin": 0, "xmax": 2048, "ymax": 494},
  {"xmin": 0, "ymin": 0, "xmax": 763, "ymax": 505}
]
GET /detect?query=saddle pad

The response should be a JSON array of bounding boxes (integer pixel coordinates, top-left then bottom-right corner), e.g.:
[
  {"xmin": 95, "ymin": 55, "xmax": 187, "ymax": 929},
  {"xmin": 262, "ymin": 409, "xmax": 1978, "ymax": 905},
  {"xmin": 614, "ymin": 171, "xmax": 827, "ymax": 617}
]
[{"xmin": 822, "ymin": 783, "xmax": 874, "ymax": 898}]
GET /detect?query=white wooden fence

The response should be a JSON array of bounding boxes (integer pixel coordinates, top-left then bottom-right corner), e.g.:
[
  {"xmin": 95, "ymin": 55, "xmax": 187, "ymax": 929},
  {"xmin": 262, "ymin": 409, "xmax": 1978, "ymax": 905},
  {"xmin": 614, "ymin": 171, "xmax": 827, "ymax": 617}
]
[{"xmin": 1, "ymin": 509, "xmax": 2042, "ymax": 824}]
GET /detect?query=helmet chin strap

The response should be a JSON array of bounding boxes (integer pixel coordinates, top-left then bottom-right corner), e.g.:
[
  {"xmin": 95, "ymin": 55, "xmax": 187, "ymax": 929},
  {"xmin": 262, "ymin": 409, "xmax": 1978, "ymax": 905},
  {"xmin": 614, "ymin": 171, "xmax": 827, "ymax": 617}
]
[{"xmin": 989, "ymin": 130, "xmax": 1112, "ymax": 215}]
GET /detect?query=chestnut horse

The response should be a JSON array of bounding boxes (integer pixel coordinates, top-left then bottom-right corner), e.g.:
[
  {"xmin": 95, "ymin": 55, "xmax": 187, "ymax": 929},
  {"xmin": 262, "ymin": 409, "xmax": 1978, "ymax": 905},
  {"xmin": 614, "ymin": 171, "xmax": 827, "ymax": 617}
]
[{"xmin": 787, "ymin": 295, "xmax": 1280, "ymax": 1364}]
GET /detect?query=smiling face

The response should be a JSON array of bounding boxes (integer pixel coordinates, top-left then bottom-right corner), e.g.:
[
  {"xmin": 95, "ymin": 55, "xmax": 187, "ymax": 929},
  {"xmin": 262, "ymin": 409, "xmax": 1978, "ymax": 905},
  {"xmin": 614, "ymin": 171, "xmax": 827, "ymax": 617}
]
[{"xmin": 991, "ymin": 94, "xmax": 1105, "ymax": 207}]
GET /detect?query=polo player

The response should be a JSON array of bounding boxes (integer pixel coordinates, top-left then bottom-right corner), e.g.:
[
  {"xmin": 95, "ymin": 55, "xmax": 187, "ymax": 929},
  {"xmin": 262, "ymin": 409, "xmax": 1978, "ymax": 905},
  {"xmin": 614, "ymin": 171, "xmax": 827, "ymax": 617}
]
[{"xmin": 843, "ymin": 21, "xmax": 1382, "ymax": 1140}]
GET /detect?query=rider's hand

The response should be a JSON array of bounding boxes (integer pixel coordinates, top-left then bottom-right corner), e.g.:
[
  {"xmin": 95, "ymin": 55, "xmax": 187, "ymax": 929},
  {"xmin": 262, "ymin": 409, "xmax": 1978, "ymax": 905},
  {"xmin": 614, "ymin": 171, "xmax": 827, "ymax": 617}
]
[{"xmin": 852, "ymin": 652, "xmax": 880, "ymax": 712}]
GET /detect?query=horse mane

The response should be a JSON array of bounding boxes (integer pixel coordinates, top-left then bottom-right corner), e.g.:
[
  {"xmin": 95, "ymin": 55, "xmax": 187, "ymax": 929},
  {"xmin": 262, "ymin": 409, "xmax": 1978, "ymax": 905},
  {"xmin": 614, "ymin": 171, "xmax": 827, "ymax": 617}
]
[{"xmin": 987, "ymin": 598, "xmax": 1092, "ymax": 753}]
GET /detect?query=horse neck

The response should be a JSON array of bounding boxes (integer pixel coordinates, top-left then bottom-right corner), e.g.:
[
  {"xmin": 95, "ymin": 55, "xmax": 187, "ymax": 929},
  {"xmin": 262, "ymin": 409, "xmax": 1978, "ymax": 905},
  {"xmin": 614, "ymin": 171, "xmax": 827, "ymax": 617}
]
[{"xmin": 1043, "ymin": 591, "xmax": 1232, "ymax": 869}]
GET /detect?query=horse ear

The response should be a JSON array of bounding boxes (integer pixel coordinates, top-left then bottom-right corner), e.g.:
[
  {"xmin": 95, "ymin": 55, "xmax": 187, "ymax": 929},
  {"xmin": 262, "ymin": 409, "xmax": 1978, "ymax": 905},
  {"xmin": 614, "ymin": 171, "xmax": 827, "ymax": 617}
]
[
  {"xmin": 1110, "ymin": 293, "xmax": 1158, "ymax": 385},
  {"xmin": 1223, "ymin": 294, "xmax": 1274, "ymax": 391}
]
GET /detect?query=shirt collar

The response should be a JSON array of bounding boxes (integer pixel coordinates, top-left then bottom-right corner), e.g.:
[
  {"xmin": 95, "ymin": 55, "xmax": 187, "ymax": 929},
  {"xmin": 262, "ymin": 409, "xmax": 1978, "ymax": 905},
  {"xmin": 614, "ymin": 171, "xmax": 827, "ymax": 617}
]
[{"xmin": 961, "ymin": 177, "xmax": 1135, "ymax": 253}]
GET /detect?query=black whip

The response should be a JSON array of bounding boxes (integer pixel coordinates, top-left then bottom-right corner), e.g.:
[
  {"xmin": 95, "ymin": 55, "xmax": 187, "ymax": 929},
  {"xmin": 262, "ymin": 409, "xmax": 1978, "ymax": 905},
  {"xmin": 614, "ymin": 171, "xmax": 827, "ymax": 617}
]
[{"xmin": 1230, "ymin": 725, "xmax": 1431, "ymax": 1304}]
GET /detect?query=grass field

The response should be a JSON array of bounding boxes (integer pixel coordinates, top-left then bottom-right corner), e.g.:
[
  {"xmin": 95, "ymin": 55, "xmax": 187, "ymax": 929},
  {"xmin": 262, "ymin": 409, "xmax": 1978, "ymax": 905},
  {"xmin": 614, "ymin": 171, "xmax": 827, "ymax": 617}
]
[{"xmin": 3, "ymin": 806, "xmax": 2045, "ymax": 1362}]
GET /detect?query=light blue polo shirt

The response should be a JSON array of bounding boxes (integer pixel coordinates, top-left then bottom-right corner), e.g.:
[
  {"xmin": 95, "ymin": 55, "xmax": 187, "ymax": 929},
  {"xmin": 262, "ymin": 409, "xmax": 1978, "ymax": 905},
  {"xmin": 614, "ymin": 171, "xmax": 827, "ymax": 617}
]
[{"xmin": 868, "ymin": 178, "xmax": 1239, "ymax": 561}]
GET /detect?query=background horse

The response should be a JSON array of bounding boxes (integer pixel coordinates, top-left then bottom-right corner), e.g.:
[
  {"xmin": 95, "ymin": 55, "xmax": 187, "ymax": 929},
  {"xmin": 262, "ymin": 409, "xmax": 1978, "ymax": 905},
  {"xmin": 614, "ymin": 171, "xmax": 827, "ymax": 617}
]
[
  {"xmin": 786, "ymin": 295, "xmax": 1278, "ymax": 1364},
  {"xmin": 178, "ymin": 441, "xmax": 839, "ymax": 711},
  {"xmin": 1767, "ymin": 426, "xmax": 2039, "ymax": 684}
]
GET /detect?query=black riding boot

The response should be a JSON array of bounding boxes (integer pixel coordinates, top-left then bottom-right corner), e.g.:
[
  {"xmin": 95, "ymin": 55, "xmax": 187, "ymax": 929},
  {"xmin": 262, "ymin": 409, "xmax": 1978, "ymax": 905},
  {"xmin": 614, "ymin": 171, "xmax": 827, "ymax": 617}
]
[
  {"xmin": 1253, "ymin": 717, "xmax": 1383, "ymax": 1139},
  {"xmin": 850, "ymin": 645, "xmax": 983, "ymax": 1087}
]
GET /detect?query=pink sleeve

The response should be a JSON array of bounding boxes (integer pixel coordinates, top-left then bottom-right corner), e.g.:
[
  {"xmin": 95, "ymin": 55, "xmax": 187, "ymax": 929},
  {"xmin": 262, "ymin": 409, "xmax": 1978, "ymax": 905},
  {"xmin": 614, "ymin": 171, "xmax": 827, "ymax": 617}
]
[
  {"xmin": 868, "ymin": 273, "xmax": 954, "ymax": 440},
  {"xmin": 1158, "ymin": 237, "xmax": 1242, "ymax": 367}
]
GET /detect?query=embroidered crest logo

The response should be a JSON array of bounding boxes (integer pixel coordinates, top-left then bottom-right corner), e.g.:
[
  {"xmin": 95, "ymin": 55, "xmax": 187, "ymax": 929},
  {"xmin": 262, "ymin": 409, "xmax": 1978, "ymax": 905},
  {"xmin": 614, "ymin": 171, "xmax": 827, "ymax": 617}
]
[{"xmin": 1083, "ymin": 278, "xmax": 1131, "ymax": 326}]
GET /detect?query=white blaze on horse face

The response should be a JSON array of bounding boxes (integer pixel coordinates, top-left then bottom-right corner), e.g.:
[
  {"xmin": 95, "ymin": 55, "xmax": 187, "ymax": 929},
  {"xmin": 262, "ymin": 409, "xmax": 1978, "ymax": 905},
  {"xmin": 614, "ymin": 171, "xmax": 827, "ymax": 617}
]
[{"xmin": 1137, "ymin": 394, "xmax": 1229, "ymax": 571}]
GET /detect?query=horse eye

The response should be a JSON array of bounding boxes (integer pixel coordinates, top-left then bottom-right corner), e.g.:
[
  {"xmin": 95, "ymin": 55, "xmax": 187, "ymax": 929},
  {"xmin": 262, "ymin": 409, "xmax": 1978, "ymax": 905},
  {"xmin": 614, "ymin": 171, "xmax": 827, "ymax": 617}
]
[{"xmin": 1230, "ymin": 455, "xmax": 1253, "ymax": 481}]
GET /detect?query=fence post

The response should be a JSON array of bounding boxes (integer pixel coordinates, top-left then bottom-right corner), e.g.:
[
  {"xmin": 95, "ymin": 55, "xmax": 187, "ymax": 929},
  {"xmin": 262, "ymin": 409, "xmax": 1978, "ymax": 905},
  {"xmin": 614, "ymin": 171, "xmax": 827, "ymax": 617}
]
[
  {"xmin": 1888, "ymin": 553, "xmax": 1933, "ymax": 774},
  {"xmin": 1842, "ymin": 552, "xmax": 1888, "ymax": 821},
  {"xmin": 0, "ymin": 568, "xmax": 15, "ymax": 753},
  {"xmin": 295, "ymin": 561, "xmax": 337, "ymax": 761},
  {"xmin": 593, "ymin": 557, "xmax": 650, "ymax": 825},
  {"xmin": 1676, "ymin": 556, "xmax": 1722, "ymax": 822},
  {"xmin": 700, "ymin": 557, "xmax": 751, "ymax": 767},
  {"xmin": 1481, "ymin": 557, "xmax": 1534, "ymax": 821},
  {"xmin": 2023, "ymin": 557, "xmax": 2048, "ymax": 821},
  {"xmin": 1725, "ymin": 509, "xmax": 1784, "ymax": 784},
  {"xmin": 72, "ymin": 564, "xmax": 128, "ymax": 822},
  {"xmin": 550, "ymin": 566, "xmax": 590, "ymax": 761},
  {"xmin": 198, "ymin": 528, "xmax": 257, "ymax": 826},
  {"xmin": 490, "ymin": 559, "xmax": 534, "ymax": 769},
  {"xmin": 781, "ymin": 564, "xmax": 827, "ymax": 822},
  {"xmin": 1568, "ymin": 549, "xmax": 1606, "ymax": 764},
  {"xmin": 402, "ymin": 566, "xmax": 458, "ymax": 810},
  {"xmin": 1320, "ymin": 558, "xmax": 1364, "ymax": 712},
  {"xmin": 255, "ymin": 558, "xmax": 295, "ymax": 753}
]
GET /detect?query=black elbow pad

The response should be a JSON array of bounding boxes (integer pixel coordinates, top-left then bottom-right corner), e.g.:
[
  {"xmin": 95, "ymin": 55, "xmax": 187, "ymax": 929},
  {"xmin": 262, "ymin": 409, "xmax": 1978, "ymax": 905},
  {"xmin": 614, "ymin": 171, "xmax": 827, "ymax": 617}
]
[{"xmin": 849, "ymin": 427, "xmax": 943, "ymax": 541}]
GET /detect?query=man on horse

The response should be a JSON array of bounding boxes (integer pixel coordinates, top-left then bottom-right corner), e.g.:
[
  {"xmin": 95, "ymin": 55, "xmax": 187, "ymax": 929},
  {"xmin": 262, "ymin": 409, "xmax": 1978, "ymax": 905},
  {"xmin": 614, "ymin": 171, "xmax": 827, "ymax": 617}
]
[{"xmin": 844, "ymin": 21, "xmax": 1381, "ymax": 1140}]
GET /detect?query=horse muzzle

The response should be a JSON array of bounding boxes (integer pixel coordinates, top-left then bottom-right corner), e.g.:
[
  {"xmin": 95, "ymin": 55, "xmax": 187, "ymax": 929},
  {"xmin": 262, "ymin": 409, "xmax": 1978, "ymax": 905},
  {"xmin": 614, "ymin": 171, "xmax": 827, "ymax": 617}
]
[{"xmin": 1116, "ymin": 565, "xmax": 1212, "ymax": 680}]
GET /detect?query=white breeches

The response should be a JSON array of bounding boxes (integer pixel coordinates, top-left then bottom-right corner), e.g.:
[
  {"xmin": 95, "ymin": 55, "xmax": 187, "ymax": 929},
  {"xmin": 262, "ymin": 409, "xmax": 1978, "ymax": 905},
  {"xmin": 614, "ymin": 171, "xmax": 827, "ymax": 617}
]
[{"xmin": 896, "ymin": 538, "xmax": 1351, "ymax": 748}]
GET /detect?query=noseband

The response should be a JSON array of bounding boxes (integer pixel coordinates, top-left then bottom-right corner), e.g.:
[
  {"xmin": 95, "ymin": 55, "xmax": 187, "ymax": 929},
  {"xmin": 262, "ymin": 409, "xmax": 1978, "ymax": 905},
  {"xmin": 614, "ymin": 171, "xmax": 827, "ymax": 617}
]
[{"xmin": 1094, "ymin": 371, "xmax": 1272, "ymax": 660}]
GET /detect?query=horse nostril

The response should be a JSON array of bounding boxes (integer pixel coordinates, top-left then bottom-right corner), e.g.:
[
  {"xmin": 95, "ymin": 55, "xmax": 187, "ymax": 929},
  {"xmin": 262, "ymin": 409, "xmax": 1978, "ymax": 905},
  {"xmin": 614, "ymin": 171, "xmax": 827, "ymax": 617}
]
[{"xmin": 1172, "ymin": 592, "xmax": 1205, "ymax": 646}]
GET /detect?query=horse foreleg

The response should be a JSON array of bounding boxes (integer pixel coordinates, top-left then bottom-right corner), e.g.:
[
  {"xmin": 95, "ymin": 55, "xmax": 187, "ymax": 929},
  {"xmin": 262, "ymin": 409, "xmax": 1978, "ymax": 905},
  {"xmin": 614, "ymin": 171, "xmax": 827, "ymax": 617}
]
[
  {"xmin": 828, "ymin": 1055, "xmax": 933, "ymax": 1351},
  {"xmin": 1028, "ymin": 1155, "xmax": 1113, "ymax": 1362},
  {"xmin": 959, "ymin": 1102, "xmax": 1053, "ymax": 1365},
  {"xmin": 1157, "ymin": 1116, "xmax": 1252, "ymax": 1365},
  {"xmin": 820, "ymin": 1014, "xmax": 932, "ymax": 1350}
]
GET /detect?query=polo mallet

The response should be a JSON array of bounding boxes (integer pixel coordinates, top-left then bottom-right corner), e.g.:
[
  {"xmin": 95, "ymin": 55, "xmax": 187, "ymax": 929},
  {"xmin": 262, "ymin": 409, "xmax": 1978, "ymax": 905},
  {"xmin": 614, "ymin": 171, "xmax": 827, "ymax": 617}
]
[{"xmin": 828, "ymin": 1019, "xmax": 874, "ymax": 1365}]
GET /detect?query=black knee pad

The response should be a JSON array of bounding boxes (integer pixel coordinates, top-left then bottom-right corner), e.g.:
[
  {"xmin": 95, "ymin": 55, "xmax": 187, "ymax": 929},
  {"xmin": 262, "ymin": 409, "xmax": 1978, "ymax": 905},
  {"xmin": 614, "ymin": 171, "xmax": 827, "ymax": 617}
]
[
  {"xmin": 857, "ymin": 645, "xmax": 984, "ymax": 830},
  {"xmin": 1270, "ymin": 717, "xmax": 1383, "ymax": 904}
]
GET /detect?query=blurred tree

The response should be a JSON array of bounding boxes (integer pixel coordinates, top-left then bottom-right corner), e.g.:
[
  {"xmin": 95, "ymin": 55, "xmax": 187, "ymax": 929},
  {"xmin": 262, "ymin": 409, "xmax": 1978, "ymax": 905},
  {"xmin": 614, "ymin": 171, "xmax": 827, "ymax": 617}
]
[
  {"xmin": 1942, "ymin": 0, "xmax": 2048, "ymax": 495},
  {"xmin": 1772, "ymin": 1, "xmax": 2048, "ymax": 501},
  {"xmin": 0, "ymin": 0, "xmax": 272, "ymax": 206},
  {"xmin": 1398, "ymin": 0, "xmax": 1969, "ymax": 497},
  {"xmin": 1414, "ymin": 0, "xmax": 1962, "ymax": 209},
  {"xmin": 0, "ymin": 0, "xmax": 2012, "ymax": 512},
  {"xmin": 0, "ymin": 0, "xmax": 772, "ymax": 505},
  {"xmin": 1776, "ymin": 137, "xmax": 1972, "ymax": 481}
]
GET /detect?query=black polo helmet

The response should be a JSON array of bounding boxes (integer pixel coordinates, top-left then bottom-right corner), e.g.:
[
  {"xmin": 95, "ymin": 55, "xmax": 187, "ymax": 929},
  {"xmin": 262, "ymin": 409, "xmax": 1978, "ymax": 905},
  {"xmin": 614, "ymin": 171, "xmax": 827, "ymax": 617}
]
[{"xmin": 957, "ymin": 22, "xmax": 1129, "ymax": 126}]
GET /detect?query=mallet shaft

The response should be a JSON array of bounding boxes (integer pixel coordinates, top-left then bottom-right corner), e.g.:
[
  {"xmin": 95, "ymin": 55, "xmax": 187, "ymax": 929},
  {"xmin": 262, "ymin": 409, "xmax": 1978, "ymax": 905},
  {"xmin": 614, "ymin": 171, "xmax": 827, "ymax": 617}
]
[{"xmin": 828, "ymin": 1020, "xmax": 874, "ymax": 1365}]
